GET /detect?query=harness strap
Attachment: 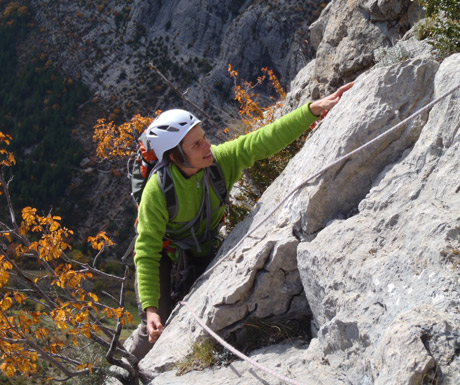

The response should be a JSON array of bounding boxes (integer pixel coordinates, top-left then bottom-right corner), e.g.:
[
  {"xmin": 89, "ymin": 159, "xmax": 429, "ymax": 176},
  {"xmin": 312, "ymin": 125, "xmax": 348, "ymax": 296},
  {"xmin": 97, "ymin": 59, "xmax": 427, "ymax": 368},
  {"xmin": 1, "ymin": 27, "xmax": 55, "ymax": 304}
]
[{"xmin": 165, "ymin": 167, "xmax": 214, "ymax": 253}]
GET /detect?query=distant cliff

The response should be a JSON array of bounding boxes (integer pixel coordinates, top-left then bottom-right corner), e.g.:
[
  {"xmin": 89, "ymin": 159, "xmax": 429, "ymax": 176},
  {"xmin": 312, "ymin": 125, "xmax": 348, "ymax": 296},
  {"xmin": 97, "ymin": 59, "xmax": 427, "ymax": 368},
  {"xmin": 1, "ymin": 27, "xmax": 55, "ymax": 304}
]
[
  {"xmin": 30, "ymin": 0, "xmax": 325, "ymax": 122},
  {"xmin": 24, "ymin": 0, "xmax": 327, "ymax": 243}
]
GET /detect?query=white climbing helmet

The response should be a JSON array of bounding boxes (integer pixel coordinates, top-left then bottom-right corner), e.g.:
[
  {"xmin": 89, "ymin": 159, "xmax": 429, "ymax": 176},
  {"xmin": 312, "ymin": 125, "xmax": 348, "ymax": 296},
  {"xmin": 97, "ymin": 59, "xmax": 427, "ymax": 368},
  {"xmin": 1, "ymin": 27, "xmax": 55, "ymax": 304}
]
[{"xmin": 146, "ymin": 109, "xmax": 201, "ymax": 161}]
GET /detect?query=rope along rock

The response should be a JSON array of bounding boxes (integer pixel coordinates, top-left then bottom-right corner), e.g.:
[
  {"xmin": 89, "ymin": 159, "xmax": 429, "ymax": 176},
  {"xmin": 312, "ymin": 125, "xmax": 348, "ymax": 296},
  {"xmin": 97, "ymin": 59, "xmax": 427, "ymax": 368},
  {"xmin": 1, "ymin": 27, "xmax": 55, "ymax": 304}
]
[
  {"xmin": 181, "ymin": 82, "xmax": 460, "ymax": 384},
  {"xmin": 180, "ymin": 300, "xmax": 309, "ymax": 385},
  {"xmin": 198, "ymin": 82, "xmax": 460, "ymax": 281}
]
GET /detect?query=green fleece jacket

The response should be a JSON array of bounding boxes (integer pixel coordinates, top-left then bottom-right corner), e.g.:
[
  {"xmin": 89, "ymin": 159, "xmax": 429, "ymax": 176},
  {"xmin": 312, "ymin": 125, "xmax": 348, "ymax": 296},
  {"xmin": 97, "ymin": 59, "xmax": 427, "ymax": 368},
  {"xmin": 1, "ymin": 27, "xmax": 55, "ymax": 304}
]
[{"xmin": 134, "ymin": 103, "xmax": 318, "ymax": 311}]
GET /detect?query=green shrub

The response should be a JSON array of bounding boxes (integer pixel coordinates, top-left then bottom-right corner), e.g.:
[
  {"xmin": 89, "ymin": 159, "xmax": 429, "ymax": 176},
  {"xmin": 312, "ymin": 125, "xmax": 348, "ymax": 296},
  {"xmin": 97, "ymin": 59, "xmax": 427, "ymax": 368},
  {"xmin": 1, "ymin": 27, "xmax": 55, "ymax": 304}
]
[{"xmin": 418, "ymin": 0, "xmax": 460, "ymax": 55}]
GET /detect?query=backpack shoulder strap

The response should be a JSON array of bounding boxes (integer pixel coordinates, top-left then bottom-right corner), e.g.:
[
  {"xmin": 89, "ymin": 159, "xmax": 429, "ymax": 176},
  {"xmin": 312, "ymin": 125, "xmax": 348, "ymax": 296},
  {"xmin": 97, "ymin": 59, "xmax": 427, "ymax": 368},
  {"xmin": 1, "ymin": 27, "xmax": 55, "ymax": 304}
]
[
  {"xmin": 156, "ymin": 165, "xmax": 179, "ymax": 221},
  {"xmin": 208, "ymin": 154, "xmax": 229, "ymax": 205},
  {"xmin": 155, "ymin": 154, "xmax": 227, "ymax": 223}
]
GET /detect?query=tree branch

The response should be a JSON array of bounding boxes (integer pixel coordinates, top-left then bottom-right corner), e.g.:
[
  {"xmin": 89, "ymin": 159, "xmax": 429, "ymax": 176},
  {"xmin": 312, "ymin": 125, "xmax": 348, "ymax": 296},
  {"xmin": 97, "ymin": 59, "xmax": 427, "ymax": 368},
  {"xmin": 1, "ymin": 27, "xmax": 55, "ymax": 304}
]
[{"xmin": 149, "ymin": 63, "xmax": 221, "ymax": 132}]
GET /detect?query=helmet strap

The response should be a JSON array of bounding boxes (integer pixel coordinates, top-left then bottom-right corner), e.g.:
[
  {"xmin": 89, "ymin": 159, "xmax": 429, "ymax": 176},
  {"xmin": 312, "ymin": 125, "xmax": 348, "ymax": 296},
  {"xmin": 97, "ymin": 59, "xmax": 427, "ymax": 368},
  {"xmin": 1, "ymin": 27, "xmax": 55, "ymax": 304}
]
[{"xmin": 177, "ymin": 143, "xmax": 194, "ymax": 168}]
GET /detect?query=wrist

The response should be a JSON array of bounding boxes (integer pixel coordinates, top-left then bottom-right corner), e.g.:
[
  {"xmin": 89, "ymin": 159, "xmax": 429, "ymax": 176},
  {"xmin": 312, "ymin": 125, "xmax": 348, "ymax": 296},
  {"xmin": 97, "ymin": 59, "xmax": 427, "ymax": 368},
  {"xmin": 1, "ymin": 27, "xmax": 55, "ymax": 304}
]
[
  {"xmin": 146, "ymin": 306, "xmax": 157, "ymax": 314},
  {"xmin": 308, "ymin": 102, "xmax": 322, "ymax": 117}
]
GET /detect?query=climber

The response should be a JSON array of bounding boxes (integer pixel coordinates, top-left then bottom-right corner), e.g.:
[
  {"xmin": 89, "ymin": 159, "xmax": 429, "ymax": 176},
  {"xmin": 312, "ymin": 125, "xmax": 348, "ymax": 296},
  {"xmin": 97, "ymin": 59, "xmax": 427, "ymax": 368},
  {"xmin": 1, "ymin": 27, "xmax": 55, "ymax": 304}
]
[{"xmin": 129, "ymin": 81, "xmax": 354, "ymax": 360}]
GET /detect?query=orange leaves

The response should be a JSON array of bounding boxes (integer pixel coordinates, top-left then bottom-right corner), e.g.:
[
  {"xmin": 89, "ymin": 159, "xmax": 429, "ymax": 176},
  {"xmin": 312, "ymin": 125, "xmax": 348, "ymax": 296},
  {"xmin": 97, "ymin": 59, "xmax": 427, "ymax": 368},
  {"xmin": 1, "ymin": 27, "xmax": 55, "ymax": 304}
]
[
  {"xmin": 19, "ymin": 208, "xmax": 73, "ymax": 261},
  {"xmin": 0, "ymin": 133, "xmax": 16, "ymax": 168},
  {"xmin": 52, "ymin": 263, "xmax": 92, "ymax": 291},
  {"xmin": 75, "ymin": 362, "xmax": 94, "ymax": 373},
  {"xmin": 0, "ymin": 362, "xmax": 16, "ymax": 378},
  {"xmin": 20, "ymin": 206, "xmax": 37, "ymax": 231},
  {"xmin": 88, "ymin": 231, "xmax": 114, "ymax": 250},
  {"xmin": 228, "ymin": 63, "xmax": 238, "ymax": 78},
  {"xmin": 228, "ymin": 64, "xmax": 286, "ymax": 133},
  {"xmin": 261, "ymin": 67, "xmax": 286, "ymax": 99},
  {"xmin": 87, "ymin": 292, "xmax": 99, "ymax": 302},
  {"xmin": 0, "ymin": 296, "xmax": 13, "ymax": 311},
  {"xmin": 93, "ymin": 113, "xmax": 154, "ymax": 160},
  {"xmin": 0, "ymin": 256, "xmax": 12, "ymax": 288},
  {"xmin": 103, "ymin": 306, "xmax": 135, "ymax": 326},
  {"xmin": 0, "ymin": 348, "xmax": 38, "ymax": 377},
  {"xmin": 0, "ymin": 202, "xmax": 131, "ymax": 381},
  {"xmin": 34, "ymin": 327, "xmax": 49, "ymax": 340},
  {"xmin": 14, "ymin": 291, "xmax": 26, "ymax": 304}
]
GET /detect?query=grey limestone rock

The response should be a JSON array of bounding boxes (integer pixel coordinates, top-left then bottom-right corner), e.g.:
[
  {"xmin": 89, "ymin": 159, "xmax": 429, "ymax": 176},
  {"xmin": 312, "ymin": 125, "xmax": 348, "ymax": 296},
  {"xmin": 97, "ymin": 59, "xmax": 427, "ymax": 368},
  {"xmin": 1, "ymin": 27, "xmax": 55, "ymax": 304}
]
[{"xmin": 129, "ymin": 47, "xmax": 460, "ymax": 385}]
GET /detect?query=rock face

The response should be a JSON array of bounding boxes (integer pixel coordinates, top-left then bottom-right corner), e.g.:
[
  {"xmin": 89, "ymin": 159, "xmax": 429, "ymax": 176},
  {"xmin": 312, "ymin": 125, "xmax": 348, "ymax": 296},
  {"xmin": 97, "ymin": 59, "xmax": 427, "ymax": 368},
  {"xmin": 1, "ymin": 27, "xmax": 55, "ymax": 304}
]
[
  {"xmin": 296, "ymin": 52, "xmax": 460, "ymax": 384},
  {"xmin": 302, "ymin": 0, "xmax": 424, "ymax": 97},
  {"xmin": 130, "ymin": 40, "xmax": 460, "ymax": 385},
  {"xmin": 29, "ymin": 0, "xmax": 323, "ymax": 120}
]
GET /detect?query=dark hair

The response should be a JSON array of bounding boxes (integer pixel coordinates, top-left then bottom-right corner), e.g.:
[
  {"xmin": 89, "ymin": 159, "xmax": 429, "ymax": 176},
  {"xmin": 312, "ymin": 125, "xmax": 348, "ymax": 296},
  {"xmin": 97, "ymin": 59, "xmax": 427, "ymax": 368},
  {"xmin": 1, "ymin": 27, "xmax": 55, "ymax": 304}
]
[{"xmin": 164, "ymin": 145, "xmax": 184, "ymax": 164}]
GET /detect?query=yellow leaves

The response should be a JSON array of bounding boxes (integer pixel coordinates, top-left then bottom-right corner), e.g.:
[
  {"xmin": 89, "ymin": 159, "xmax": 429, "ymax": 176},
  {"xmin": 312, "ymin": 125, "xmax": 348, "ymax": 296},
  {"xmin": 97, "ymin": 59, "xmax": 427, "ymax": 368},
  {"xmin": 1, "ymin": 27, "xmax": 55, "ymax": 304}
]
[
  {"xmin": 87, "ymin": 292, "xmax": 98, "ymax": 302},
  {"xmin": 52, "ymin": 264, "xmax": 91, "ymax": 290},
  {"xmin": 14, "ymin": 291, "xmax": 26, "ymax": 304},
  {"xmin": 122, "ymin": 310, "xmax": 135, "ymax": 326},
  {"xmin": 75, "ymin": 362, "xmax": 94, "ymax": 373},
  {"xmin": 0, "ymin": 149, "xmax": 16, "ymax": 167},
  {"xmin": 0, "ymin": 255, "xmax": 13, "ymax": 271},
  {"xmin": 81, "ymin": 324, "xmax": 92, "ymax": 339},
  {"xmin": 0, "ymin": 296, "xmax": 13, "ymax": 311},
  {"xmin": 34, "ymin": 327, "xmax": 49, "ymax": 340},
  {"xmin": 3, "ymin": 2, "xmax": 19, "ymax": 18},
  {"xmin": 261, "ymin": 67, "xmax": 286, "ymax": 99},
  {"xmin": 0, "ymin": 155, "xmax": 136, "ymax": 379},
  {"xmin": 21, "ymin": 208, "xmax": 65, "ymax": 234},
  {"xmin": 0, "ymin": 132, "xmax": 16, "ymax": 168},
  {"xmin": 50, "ymin": 341, "xmax": 65, "ymax": 354},
  {"xmin": 88, "ymin": 231, "xmax": 114, "ymax": 251},
  {"xmin": 0, "ymin": 268, "xmax": 10, "ymax": 288},
  {"xmin": 19, "ymin": 209, "xmax": 73, "ymax": 261},
  {"xmin": 51, "ymin": 307, "xmax": 71, "ymax": 330},
  {"xmin": 93, "ymin": 114, "xmax": 153, "ymax": 160},
  {"xmin": 0, "ymin": 347, "xmax": 38, "ymax": 377},
  {"xmin": 228, "ymin": 64, "xmax": 238, "ymax": 78},
  {"xmin": 227, "ymin": 64, "xmax": 286, "ymax": 134},
  {"xmin": 0, "ymin": 362, "xmax": 16, "ymax": 378},
  {"xmin": 74, "ymin": 311, "xmax": 88, "ymax": 324},
  {"xmin": 103, "ymin": 307, "xmax": 135, "ymax": 326},
  {"xmin": 20, "ymin": 207, "xmax": 37, "ymax": 230}
]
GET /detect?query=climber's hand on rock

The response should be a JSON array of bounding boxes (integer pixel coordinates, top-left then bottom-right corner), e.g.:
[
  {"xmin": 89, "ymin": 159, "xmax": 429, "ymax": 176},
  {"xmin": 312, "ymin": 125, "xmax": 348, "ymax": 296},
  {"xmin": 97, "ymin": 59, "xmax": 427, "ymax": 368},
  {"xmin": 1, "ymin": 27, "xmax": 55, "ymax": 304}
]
[
  {"xmin": 309, "ymin": 82, "xmax": 354, "ymax": 116},
  {"xmin": 146, "ymin": 307, "xmax": 164, "ymax": 343}
]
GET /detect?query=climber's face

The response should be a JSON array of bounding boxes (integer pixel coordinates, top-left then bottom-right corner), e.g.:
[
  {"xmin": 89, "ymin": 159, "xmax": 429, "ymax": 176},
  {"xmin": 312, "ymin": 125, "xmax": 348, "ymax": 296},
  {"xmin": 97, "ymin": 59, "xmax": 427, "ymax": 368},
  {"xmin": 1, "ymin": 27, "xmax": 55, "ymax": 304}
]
[{"xmin": 174, "ymin": 124, "xmax": 213, "ymax": 176}]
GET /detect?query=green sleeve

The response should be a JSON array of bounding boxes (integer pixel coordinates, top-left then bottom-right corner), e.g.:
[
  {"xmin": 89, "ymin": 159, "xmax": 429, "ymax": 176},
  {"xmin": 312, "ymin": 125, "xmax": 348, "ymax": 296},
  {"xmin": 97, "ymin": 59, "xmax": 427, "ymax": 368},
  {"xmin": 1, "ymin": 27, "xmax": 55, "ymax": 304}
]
[
  {"xmin": 214, "ymin": 103, "xmax": 318, "ymax": 187},
  {"xmin": 134, "ymin": 177, "xmax": 169, "ymax": 311}
]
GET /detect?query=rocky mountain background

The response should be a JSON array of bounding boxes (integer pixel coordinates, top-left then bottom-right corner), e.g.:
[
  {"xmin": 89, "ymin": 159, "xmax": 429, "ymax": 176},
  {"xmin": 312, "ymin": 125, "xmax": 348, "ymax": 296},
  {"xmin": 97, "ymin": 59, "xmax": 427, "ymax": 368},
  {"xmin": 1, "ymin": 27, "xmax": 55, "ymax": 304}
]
[
  {"xmin": 8, "ymin": 0, "xmax": 329, "ymax": 250},
  {"xmin": 118, "ymin": 0, "xmax": 459, "ymax": 384},
  {"xmin": 31, "ymin": 0, "xmax": 323, "ymax": 118}
]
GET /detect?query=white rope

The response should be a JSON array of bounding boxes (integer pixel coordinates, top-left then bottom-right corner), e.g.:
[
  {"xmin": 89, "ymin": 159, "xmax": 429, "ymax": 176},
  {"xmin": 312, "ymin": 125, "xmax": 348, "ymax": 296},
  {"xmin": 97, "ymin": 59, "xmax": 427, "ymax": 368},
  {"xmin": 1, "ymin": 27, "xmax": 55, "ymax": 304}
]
[
  {"xmin": 182, "ymin": 82, "xmax": 460, "ymax": 384},
  {"xmin": 180, "ymin": 300, "xmax": 308, "ymax": 385},
  {"xmin": 199, "ymin": 82, "xmax": 460, "ymax": 281}
]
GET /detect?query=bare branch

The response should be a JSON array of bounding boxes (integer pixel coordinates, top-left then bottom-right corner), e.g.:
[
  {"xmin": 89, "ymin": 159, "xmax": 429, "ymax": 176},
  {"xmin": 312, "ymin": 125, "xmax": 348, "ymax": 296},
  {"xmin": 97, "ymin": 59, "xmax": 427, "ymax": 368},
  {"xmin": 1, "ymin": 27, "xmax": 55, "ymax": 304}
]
[
  {"xmin": 59, "ymin": 251, "xmax": 125, "ymax": 283},
  {"xmin": 149, "ymin": 62, "xmax": 221, "ymax": 132},
  {"xmin": 107, "ymin": 266, "xmax": 131, "ymax": 362},
  {"xmin": 0, "ymin": 171, "xmax": 18, "ymax": 230},
  {"xmin": 2, "ymin": 253, "xmax": 57, "ymax": 308}
]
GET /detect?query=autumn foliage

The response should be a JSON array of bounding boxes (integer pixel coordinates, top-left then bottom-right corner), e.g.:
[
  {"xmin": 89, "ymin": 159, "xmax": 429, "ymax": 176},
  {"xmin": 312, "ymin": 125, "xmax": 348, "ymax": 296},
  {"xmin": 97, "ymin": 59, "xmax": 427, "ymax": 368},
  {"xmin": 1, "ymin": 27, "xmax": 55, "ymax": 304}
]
[
  {"xmin": 228, "ymin": 64, "xmax": 286, "ymax": 132},
  {"xmin": 0, "ymin": 134, "xmax": 137, "ymax": 382},
  {"xmin": 93, "ymin": 114, "xmax": 158, "ymax": 160}
]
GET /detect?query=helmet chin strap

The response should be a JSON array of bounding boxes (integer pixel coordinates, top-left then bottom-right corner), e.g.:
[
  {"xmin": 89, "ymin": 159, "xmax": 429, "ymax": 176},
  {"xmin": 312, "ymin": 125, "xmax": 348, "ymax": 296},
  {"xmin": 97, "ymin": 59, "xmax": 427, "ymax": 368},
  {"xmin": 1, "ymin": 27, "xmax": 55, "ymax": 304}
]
[{"xmin": 177, "ymin": 143, "xmax": 195, "ymax": 169}]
